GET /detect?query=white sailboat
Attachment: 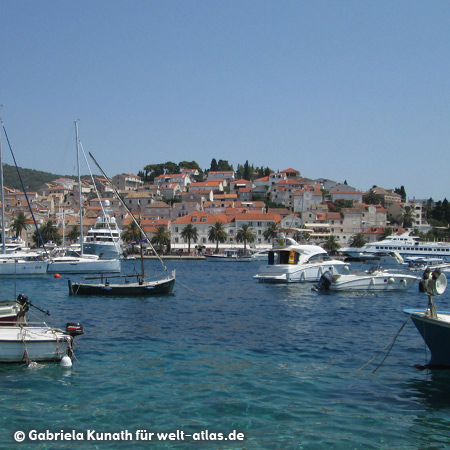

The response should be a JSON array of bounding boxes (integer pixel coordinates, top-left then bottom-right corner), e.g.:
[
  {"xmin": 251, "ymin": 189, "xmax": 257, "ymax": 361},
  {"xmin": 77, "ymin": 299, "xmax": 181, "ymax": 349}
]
[
  {"xmin": 0, "ymin": 121, "xmax": 48, "ymax": 275},
  {"xmin": 47, "ymin": 122, "xmax": 120, "ymax": 275}
]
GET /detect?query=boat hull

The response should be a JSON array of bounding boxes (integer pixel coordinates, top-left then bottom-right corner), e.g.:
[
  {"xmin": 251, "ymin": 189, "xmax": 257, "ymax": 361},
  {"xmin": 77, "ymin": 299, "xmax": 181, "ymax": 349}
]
[
  {"xmin": 0, "ymin": 260, "xmax": 48, "ymax": 276},
  {"xmin": 83, "ymin": 242, "xmax": 122, "ymax": 260},
  {"xmin": 0, "ymin": 326, "xmax": 72, "ymax": 362},
  {"xmin": 404, "ymin": 309, "xmax": 450, "ymax": 367},
  {"xmin": 47, "ymin": 258, "xmax": 121, "ymax": 274},
  {"xmin": 328, "ymin": 273, "xmax": 418, "ymax": 291},
  {"xmin": 69, "ymin": 276, "xmax": 175, "ymax": 296},
  {"xmin": 254, "ymin": 262, "xmax": 349, "ymax": 283}
]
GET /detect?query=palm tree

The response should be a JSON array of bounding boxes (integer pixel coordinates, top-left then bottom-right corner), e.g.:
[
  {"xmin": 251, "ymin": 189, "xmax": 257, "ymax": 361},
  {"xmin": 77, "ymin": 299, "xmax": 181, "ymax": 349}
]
[
  {"xmin": 322, "ymin": 235, "xmax": 340, "ymax": 255},
  {"xmin": 349, "ymin": 233, "xmax": 366, "ymax": 248},
  {"xmin": 208, "ymin": 222, "xmax": 227, "ymax": 253},
  {"xmin": 181, "ymin": 224, "xmax": 198, "ymax": 254},
  {"xmin": 32, "ymin": 220, "xmax": 61, "ymax": 247},
  {"xmin": 122, "ymin": 221, "xmax": 141, "ymax": 243},
  {"xmin": 263, "ymin": 222, "xmax": 280, "ymax": 245},
  {"xmin": 402, "ymin": 206, "xmax": 416, "ymax": 228},
  {"xmin": 236, "ymin": 224, "xmax": 256, "ymax": 253},
  {"xmin": 67, "ymin": 225, "xmax": 80, "ymax": 243},
  {"xmin": 151, "ymin": 226, "xmax": 171, "ymax": 254},
  {"xmin": 10, "ymin": 212, "xmax": 29, "ymax": 239}
]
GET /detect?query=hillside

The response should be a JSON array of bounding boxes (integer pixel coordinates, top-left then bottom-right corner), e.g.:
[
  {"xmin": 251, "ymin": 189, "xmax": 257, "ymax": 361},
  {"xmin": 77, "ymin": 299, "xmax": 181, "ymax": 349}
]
[{"xmin": 2, "ymin": 164, "xmax": 93, "ymax": 193}]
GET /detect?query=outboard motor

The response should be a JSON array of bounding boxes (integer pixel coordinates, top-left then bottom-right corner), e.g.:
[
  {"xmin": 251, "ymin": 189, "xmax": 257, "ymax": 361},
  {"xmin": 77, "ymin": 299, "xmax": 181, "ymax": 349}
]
[
  {"xmin": 313, "ymin": 271, "xmax": 335, "ymax": 291},
  {"xmin": 66, "ymin": 323, "xmax": 84, "ymax": 337}
]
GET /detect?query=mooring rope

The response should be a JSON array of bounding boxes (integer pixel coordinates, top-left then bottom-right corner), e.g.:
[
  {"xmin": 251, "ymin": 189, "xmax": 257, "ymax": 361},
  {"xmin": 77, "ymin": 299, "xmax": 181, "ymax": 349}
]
[{"xmin": 356, "ymin": 315, "xmax": 411, "ymax": 374}]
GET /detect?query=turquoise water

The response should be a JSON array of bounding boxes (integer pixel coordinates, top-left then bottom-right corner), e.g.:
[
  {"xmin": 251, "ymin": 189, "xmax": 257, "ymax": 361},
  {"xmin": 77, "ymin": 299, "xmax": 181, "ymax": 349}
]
[{"xmin": 1, "ymin": 259, "xmax": 450, "ymax": 449}]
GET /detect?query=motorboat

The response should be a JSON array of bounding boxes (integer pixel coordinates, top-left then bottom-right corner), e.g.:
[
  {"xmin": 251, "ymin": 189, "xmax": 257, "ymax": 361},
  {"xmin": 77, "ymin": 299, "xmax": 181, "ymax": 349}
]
[
  {"xmin": 404, "ymin": 268, "xmax": 449, "ymax": 368},
  {"xmin": 47, "ymin": 249, "xmax": 121, "ymax": 274},
  {"xmin": 352, "ymin": 251, "xmax": 408, "ymax": 270},
  {"xmin": 206, "ymin": 249, "xmax": 252, "ymax": 262},
  {"xmin": 340, "ymin": 232, "xmax": 450, "ymax": 262},
  {"xmin": 0, "ymin": 294, "xmax": 84, "ymax": 364},
  {"xmin": 313, "ymin": 267, "xmax": 419, "ymax": 291},
  {"xmin": 68, "ymin": 270, "xmax": 176, "ymax": 296},
  {"xmin": 253, "ymin": 237, "xmax": 350, "ymax": 283},
  {"xmin": 83, "ymin": 201, "xmax": 124, "ymax": 260},
  {"xmin": 250, "ymin": 249, "xmax": 274, "ymax": 262},
  {"xmin": 406, "ymin": 256, "xmax": 450, "ymax": 272}
]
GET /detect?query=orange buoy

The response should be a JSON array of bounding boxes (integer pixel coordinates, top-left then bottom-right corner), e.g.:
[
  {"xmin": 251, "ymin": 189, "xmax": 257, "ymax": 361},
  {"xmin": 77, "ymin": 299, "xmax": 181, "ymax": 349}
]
[{"xmin": 54, "ymin": 273, "xmax": 61, "ymax": 279}]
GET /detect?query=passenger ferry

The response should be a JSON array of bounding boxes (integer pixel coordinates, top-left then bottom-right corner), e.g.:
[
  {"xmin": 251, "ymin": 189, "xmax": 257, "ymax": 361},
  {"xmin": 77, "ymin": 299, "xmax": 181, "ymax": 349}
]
[{"xmin": 340, "ymin": 232, "xmax": 450, "ymax": 262}]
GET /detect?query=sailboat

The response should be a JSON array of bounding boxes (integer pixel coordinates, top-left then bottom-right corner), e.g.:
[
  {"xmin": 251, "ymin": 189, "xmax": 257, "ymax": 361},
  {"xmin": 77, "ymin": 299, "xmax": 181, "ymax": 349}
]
[
  {"xmin": 47, "ymin": 122, "xmax": 120, "ymax": 275},
  {"xmin": 68, "ymin": 152, "xmax": 175, "ymax": 296},
  {"xmin": 0, "ymin": 121, "xmax": 48, "ymax": 275}
]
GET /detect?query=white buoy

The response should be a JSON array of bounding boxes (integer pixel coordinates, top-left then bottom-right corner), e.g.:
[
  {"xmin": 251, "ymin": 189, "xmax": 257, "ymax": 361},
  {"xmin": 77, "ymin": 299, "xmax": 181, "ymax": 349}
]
[{"xmin": 60, "ymin": 356, "xmax": 72, "ymax": 368}]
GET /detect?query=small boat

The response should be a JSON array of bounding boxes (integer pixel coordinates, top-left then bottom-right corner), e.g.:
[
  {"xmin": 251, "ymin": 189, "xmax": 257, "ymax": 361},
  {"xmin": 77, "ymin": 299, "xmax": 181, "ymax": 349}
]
[
  {"xmin": 253, "ymin": 237, "xmax": 349, "ymax": 283},
  {"xmin": 68, "ymin": 151, "xmax": 176, "ymax": 296},
  {"xmin": 0, "ymin": 294, "xmax": 84, "ymax": 364},
  {"xmin": 313, "ymin": 268, "xmax": 419, "ymax": 291},
  {"xmin": 406, "ymin": 256, "xmax": 450, "ymax": 272},
  {"xmin": 68, "ymin": 270, "xmax": 176, "ymax": 296},
  {"xmin": 404, "ymin": 269, "xmax": 449, "ymax": 368},
  {"xmin": 0, "ymin": 253, "xmax": 48, "ymax": 276},
  {"xmin": 205, "ymin": 249, "xmax": 252, "ymax": 262}
]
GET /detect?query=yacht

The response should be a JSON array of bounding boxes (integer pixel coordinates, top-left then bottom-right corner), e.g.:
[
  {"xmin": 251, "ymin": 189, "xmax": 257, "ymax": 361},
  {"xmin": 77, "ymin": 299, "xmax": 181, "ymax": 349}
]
[
  {"xmin": 340, "ymin": 232, "xmax": 450, "ymax": 262},
  {"xmin": 253, "ymin": 237, "xmax": 349, "ymax": 283},
  {"xmin": 83, "ymin": 201, "xmax": 124, "ymax": 259}
]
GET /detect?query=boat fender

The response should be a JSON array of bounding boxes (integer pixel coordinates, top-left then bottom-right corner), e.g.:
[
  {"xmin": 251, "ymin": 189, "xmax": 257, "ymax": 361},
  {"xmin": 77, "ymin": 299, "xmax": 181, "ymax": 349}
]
[
  {"xmin": 388, "ymin": 277, "xmax": 395, "ymax": 284},
  {"xmin": 60, "ymin": 356, "xmax": 72, "ymax": 368}
]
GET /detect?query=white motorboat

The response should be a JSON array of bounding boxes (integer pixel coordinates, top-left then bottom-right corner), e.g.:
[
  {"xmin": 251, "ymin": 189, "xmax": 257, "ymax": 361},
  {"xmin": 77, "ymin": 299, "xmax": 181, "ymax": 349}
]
[
  {"xmin": 0, "ymin": 294, "xmax": 84, "ymax": 363},
  {"xmin": 83, "ymin": 201, "xmax": 124, "ymax": 260},
  {"xmin": 206, "ymin": 249, "xmax": 252, "ymax": 262},
  {"xmin": 340, "ymin": 232, "xmax": 450, "ymax": 262},
  {"xmin": 47, "ymin": 249, "xmax": 120, "ymax": 274},
  {"xmin": 253, "ymin": 237, "xmax": 350, "ymax": 283},
  {"xmin": 406, "ymin": 256, "xmax": 450, "ymax": 272},
  {"xmin": 313, "ymin": 268, "xmax": 419, "ymax": 291}
]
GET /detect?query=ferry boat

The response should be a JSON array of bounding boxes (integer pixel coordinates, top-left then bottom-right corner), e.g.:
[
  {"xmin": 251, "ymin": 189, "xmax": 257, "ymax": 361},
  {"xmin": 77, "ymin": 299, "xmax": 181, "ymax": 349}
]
[
  {"xmin": 340, "ymin": 232, "xmax": 450, "ymax": 262},
  {"xmin": 83, "ymin": 201, "xmax": 124, "ymax": 260}
]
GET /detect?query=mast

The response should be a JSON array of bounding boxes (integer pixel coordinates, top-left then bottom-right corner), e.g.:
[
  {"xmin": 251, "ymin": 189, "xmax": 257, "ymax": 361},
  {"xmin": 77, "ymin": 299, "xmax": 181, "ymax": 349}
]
[
  {"xmin": 0, "ymin": 120, "xmax": 5, "ymax": 254},
  {"xmin": 75, "ymin": 121, "xmax": 83, "ymax": 255}
]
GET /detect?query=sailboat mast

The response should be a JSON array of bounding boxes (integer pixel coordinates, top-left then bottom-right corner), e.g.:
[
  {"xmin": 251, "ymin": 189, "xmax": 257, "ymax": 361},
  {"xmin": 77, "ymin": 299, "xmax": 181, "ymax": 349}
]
[
  {"xmin": 0, "ymin": 122, "xmax": 5, "ymax": 254},
  {"xmin": 75, "ymin": 121, "xmax": 83, "ymax": 256}
]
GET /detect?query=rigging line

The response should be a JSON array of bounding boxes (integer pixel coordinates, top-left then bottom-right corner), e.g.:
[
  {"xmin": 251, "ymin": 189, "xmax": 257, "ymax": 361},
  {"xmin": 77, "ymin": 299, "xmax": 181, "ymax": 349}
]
[
  {"xmin": 79, "ymin": 142, "xmax": 122, "ymax": 255},
  {"xmin": 88, "ymin": 151, "xmax": 169, "ymax": 273},
  {"xmin": 1, "ymin": 124, "xmax": 49, "ymax": 257}
]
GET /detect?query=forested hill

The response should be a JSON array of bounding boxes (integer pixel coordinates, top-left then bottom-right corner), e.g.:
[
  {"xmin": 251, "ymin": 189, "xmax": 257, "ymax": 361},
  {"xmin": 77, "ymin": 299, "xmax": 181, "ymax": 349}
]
[{"xmin": 2, "ymin": 163, "xmax": 90, "ymax": 193}]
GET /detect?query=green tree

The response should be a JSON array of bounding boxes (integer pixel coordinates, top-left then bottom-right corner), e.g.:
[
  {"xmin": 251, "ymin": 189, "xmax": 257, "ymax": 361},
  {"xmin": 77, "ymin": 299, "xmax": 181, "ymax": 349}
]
[
  {"xmin": 263, "ymin": 222, "xmax": 280, "ymax": 244},
  {"xmin": 67, "ymin": 225, "xmax": 80, "ymax": 243},
  {"xmin": 363, "ymin": 189, "xmax": 382, "ymax": 205},
  {"xmin": 236, "ymin": 224, "xmax": 256, "ymax": 252},
  {"xmin": 122, "ymin": 221, "xmax": 141, "ymax": 243},
  {"xmin": 349, "ymin": 233, "xmax": 366, "ymax": 248},
  {"xmin": 151, "ymin": 226, "xmax": 171, "ymax": 254},
  {"xmin": 10, "ymin": 212, "xmax": 29, "ymax": 238},
  {"xmin": 401, "ymin": 206, "xmax": 416, "ymax": 228},
  {"xmin": 181, "ymin": 224, "xmax": 198, "ymax": 253},
  {"xmin": 322, "ymin": 235, "xmax": 340, "ymax": 255},
  {"xmin": 208, "ymin": 222, "xmax": 227, "ymax": 253},
  {"xmin": 32, "ymin": 221, "xmax": 61, "ymax": 247}
]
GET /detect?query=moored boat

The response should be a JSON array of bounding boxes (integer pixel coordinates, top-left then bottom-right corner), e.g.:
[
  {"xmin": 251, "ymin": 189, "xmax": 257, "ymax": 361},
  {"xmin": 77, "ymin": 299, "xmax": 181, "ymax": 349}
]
[
  {"xmin": 205, "ymin": 249, "xmax": 252, "ymax": 262},
  {"xmin": 313, "ymin": 268, "xmax": 419, "ymax": 291},
  {"xmin": 404, "ymin": 268, "xmax": 449, "ymax": 368},
  {"xmin": 253, "ymin": 237, "xmax": 349, "ymax": 283}
]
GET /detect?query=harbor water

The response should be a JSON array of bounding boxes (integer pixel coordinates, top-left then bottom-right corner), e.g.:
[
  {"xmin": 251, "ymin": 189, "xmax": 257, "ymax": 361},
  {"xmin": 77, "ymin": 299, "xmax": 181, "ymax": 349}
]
[{"xmin": 1, "ymin": 259, "xmax": 450, "ymax": 449}]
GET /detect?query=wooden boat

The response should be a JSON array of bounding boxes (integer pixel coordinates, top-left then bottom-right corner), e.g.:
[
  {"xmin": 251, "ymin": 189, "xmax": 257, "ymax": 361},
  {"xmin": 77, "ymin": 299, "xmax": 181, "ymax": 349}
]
[
  {"xmin": 0, "ymin": 294, "xmax": 84, "ymax": 363},
  {"xmin": 67, "ymin": 152, "xmax": 176, "ymax": 296},
  {"xmin": 68, "ymin": 271, "xmax": 175, "ymax": 296}
]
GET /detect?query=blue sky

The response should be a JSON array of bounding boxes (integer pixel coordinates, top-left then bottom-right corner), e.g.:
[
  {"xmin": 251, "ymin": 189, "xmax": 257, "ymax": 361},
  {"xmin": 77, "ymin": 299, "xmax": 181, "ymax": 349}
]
[{"xmin": 1, "ymin": 0, "xmax": 449, "ymax": 201}]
